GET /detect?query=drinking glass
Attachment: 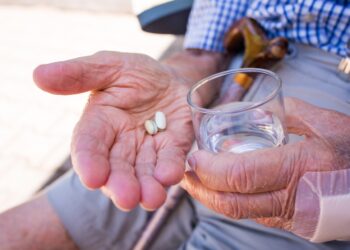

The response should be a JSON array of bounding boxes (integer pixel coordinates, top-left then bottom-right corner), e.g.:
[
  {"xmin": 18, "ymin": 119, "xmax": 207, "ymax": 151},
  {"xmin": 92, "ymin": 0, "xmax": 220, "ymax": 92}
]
[{"xmin": 187, "ymin": 68, "xmax": 288, "ymax": 153}]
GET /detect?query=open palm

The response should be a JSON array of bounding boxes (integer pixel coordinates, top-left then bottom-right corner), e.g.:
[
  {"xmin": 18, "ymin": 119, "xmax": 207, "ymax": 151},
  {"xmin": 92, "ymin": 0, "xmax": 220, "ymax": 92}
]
[{"xmin": 34, "ymin": 51, "xmax": 194, "ymax": 210}]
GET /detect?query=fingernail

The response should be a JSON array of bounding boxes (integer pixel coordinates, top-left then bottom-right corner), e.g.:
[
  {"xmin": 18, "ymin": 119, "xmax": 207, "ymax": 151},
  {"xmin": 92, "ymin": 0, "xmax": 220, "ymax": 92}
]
[
  {"xmin": 187, "ymin": 156, "xmax": 196, "ymax": 170},
  {"xmin": 140, "ymin": 203, "xmax": 156, "ymax": 212},
  {"xmin": 111, "ymin": 196, "xmax": 131, "ymax": 212}
]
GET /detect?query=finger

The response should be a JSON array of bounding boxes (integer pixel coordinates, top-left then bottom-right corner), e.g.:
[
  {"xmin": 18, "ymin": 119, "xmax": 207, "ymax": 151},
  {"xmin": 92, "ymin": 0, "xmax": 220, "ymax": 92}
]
[
  {"xmin": 182, "ymin": 171, "xmax": 291, "ymax": 219},
  {"xmin": 71, "ymin": 106, "xmax": 118, "ymax": 189},
  {"xmin": 188, "ymin": 143, "xmax": 303, "ymax": 193},
  {"xmin": 154, "ymin": 146, "xmax": 186, "ymax": 186},
  {"xmin": 135, "ymin": 137, "xmax": 166, "ymax": 210},
  {"xmin": 33, "ymin": 51, "xmax": 123, "ymax": 95},
  {"xmin": 105, "ymin": 129, "xmax": 141, "ymax": 211}
]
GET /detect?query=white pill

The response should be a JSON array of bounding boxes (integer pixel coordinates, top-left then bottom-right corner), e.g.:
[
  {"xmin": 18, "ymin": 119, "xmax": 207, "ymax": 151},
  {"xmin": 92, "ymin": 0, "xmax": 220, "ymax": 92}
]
[
  {"xmin": 155, "ymin": 111, "xmax": 167, "ymax": 130},
  {"xmin": 144, "ymin": 120, "xmax": 158, "ymax": 135}
]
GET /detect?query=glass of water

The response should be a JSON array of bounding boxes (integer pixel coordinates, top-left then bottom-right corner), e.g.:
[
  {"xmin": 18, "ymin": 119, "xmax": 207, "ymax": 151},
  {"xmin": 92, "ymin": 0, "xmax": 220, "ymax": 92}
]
[{"xmin": 187, "ymin": 68, "xmax": 288, "ymax": 153}]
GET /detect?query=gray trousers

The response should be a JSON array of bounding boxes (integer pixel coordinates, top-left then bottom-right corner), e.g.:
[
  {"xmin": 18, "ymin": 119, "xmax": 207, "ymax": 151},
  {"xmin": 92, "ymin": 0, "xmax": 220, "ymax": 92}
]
[{"xmin": 47, "ymin": 43, "xmax": 350, "ymax": 250}]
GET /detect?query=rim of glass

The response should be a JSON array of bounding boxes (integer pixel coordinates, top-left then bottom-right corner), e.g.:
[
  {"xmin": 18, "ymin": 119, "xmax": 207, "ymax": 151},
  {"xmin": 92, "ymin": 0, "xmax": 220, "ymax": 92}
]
[{"xmin": 187, "ymin": 68, "xmax": 282, "ymax": 115}]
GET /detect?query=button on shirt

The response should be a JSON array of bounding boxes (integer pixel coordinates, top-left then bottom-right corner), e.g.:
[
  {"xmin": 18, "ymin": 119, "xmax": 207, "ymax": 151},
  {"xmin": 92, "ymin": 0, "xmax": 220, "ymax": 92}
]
[{"xmin": 184, "ymin": 0, "xmax": 350, "ymax": 56}]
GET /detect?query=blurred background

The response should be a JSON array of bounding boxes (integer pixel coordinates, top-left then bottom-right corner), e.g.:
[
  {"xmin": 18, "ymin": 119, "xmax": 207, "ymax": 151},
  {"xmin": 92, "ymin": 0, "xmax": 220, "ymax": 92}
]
[{"xmin": 0, "ymin": 0, "xmax": 179, "ymax": 212}]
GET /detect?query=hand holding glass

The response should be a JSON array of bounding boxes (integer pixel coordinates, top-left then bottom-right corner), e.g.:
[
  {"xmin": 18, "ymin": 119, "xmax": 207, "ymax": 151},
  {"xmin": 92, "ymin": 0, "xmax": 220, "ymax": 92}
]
[{"xmin": 187, "ymin": 68, "xmax": 288, "ymax": 153}]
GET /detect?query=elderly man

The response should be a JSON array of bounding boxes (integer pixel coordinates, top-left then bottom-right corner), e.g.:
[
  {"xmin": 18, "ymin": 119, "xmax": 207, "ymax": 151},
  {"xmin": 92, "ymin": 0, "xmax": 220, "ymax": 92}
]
[{"xmin": 1, "ymin": 0, "xmax": 350, "ymax": 249}]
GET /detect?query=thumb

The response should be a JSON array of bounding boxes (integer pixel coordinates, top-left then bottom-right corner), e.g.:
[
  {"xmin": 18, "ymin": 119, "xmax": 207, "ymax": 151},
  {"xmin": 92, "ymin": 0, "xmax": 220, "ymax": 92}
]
[
  {"xmin": 284, "ymin": 97, "xmax": 315, "ymax": 137},
  {"xmin": 33, "ymin": 51, "xmax": 123, "ymax": 95}
]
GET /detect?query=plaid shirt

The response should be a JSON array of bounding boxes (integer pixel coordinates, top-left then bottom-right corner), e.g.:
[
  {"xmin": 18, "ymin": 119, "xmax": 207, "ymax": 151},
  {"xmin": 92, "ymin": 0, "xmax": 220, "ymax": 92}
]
[{"xmin": 184, "ymin": 0, "xmax": 350, "ymax": 56}]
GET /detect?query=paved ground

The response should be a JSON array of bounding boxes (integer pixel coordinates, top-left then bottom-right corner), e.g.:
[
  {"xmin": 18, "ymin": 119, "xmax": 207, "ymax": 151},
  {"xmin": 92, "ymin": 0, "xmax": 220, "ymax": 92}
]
[
  {"xmin": 0, "ymin": 0, "xmax": 132, "ymax": 13},
  {"xmin": 0, "ymin": 5, "xmax": 174, "ymax": 212}
]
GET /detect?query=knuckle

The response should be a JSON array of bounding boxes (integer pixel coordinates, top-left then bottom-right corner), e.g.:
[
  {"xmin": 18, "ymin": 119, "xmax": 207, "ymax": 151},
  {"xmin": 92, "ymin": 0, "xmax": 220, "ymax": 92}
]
[
  {"xmin": 270, "ymin": 191, "xmax": 286, "ymax": 217},
  {"xmin": 226, "ymin": 157, "xmax": 252, "ymax": 193},
  {"xmin": 225, "ymin": 164, "xmax": 240, "ymax": 191},
  {"xmin": 269, "ymin": 185, "xmax": 295, "ymax": 219},
  {"xmin": 227, "ymin": 195, "xmax": 242, "ymax": 219},
  {"xmin": 209, "ymin": 193, "xmax": 239, "ymax": 218},
  {"xmin": 282, "ymin": 144, "xmax": 306, "ymax": 180}
]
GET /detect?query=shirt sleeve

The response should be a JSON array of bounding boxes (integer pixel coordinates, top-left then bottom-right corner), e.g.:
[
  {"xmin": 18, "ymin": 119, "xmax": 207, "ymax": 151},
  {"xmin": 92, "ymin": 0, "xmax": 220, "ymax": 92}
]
[{"xmin": 184, "ymin": 0, "xmax": 251, "ymax": 52}]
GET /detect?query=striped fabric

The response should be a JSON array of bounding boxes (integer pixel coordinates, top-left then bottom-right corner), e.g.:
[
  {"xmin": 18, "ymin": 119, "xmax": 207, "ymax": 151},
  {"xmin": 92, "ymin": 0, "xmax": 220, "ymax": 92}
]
[{"xmin": 184, "ymin": 0, "xmax": 350, "ymax": 56}]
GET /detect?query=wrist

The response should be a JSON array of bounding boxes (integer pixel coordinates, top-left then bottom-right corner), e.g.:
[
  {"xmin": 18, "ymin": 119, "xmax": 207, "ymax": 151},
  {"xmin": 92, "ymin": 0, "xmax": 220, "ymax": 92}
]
[{"xmin": 162, "ymin": 49, "xmax": 228, "ymax": 106}]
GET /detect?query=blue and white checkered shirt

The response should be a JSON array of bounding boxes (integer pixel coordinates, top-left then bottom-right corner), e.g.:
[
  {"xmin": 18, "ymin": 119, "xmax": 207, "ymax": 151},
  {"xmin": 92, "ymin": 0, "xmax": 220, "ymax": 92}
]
[{"xmin": 184, "ymin": 0, "xmax": 350, "ymax": 56}]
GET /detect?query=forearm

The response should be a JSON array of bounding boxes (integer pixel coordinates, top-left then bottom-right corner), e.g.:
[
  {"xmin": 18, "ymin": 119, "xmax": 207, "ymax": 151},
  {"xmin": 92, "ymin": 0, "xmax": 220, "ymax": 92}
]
[
  {"xmin": 0, "ymin": 195, "xmax": 78, "ymax": 250},
  {"xmin": 162, "ymin": 49, "xmax": 228, "ymax": 105}
]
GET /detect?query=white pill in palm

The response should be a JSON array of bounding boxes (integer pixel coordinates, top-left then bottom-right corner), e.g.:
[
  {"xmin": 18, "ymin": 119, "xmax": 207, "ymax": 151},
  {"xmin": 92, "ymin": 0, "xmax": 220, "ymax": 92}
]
[
  {"xmin": 155, "ymin": 111, "xmax": 166, "ymax": 130},
  {"xmin": 145, "ymin": 120, "xmax": 158, "ymax": 135}
]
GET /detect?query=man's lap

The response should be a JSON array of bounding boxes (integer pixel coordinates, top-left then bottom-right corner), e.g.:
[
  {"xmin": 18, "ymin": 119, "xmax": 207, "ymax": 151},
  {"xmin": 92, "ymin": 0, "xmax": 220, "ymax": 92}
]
[
  {"xmin": 47, "ymin": 171, "xmax": 195, "ymax": 250},
  {"xmin": 47, "ymin": 43, "xmax": 350, "ymax": 250}
]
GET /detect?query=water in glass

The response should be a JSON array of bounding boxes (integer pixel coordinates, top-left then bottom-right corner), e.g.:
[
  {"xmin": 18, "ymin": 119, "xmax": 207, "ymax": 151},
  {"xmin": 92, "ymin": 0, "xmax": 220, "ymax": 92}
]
[{"xmin": 199, "ymin": 102, "xmax": 286, "ymax": 153}]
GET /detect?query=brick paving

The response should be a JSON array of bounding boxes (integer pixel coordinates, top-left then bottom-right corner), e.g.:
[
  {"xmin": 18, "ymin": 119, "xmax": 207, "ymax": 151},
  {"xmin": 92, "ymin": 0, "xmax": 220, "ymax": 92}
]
[{"xmin": 0, "ymin": 5, "xmax": 174, "ymax": 212}]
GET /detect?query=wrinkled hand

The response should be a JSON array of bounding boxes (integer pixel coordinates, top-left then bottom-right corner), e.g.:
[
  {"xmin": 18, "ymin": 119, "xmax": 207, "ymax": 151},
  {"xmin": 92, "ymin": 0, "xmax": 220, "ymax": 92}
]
[
  {"xmin": 182, "ymin": 98, "xmax": 350, "ymax": 240},
  {"xmin": 34, "ymin": 51, "xmax": 194, "ymax": 210}
]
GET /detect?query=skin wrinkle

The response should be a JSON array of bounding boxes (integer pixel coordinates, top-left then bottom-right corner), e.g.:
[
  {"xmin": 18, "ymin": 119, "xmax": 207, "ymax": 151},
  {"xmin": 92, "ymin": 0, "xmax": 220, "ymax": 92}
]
[
  {"xmin": 81, "ymin": 62, "xmax": 120, "ymax": 91},
  {"xmin": 72, "ymin": 132, "xmax": 109, "ymax": 156},
  {"xmin": 50, "ymin": 62, "xmax": 82, "ymax": 94},
  {"xmin": 155, "ymin": 130, "xmax": 184, "ymax": 151},
  {"xmin": 155, "ymin": 149, "xmax": 186, "ymax": 177},
  {"xmin": 89, "ymin": 89, "xmax": 121, "ymax": 106},
  {"xmin": 135, "ymin": 138, "xmax": 156, "ymax": 178},
  {"xmin": 250, "ymin": 154, "xmax": 268, "ymax": 193},
  {"xmin": 71, "ymin": 129, "xmax": 113, "ymax": 167},
  {"xmin": 219, "ymin": 193, "xmax": 234, "ymax": 217},
  {"xmin": 144, "ymin": 88, "xmax": 185, "ymax": 117},
  {"xmin": 133, "ymin": 65, "xmax": 170, "ymax": 91},
  {"xmin": 233, "ymin": 157, "xmax": 249, "ymax": 193},
  {"xmin": 122, "ymin": 57, "xmax": 170, "ymax": 87},
  {"xmin": 279, "ymin": 147, "xmax": 304, "ymax": 218},
  {"xmin": 96, "ymin": 104, "xmax": 140, "ymax": 136},
  {"xmin": 110, "ymin": 132, "xmax": 138, "ymax": 168},
  {"xmin": 284, "ymin": 185, "xmax": 297, "ymax": 218},
  {"xmin": 225, "ymin": 155, "xmax": 239, "ymax": 192},
  {"xmin": 104, "ymin": 87, "xmax": 158, "ymax": 111},
  {"xmin": 73, "ymin": 108, "xmax": 115, "ymax": 138},
  {"xmin": 119, "ymin": 70, "xmax": 162, "ymax": 92},
  {"xmin": 109, "ymin": 159, "xmax": 135, "ymax": 175},
  {"xmin": 260, "ymin": 195, "xmax": 272, "ymax": 217},
  {"xmin": 136, "ymin": 129, "xmax": 148, "ymax": 152},
  {"xmin": 246, "ymin": 195, "xmax": 255, "ymax": 218},
  {"xmin": 253, "ymin": 158, "xmax": 263, "ymax": 191},
  {"xmin": 77, "ymin": 105, "xmax": 116, "ymax": 137},
  {"xmin": 229, "ymin": 194, "xmax": 241, "ymax": 218},
  {"xmin": 193, "ymin": 154, "xmax": 208, "ymax": 184},
  {"xmin": 306, "ymin": 140, "xmax": 334, "ymax": 172},
  {"xmin": 129, "ymin": 87, "xmax": 177, "ymax": 119},
  {"xmin": 154, "ymin": 106, "xmax": 192, "ymax": 150},
  {"xmin": 283, "ymin": 144, "xmax": 301, "ymax": 185},
  {"xmin": 136, "ymin": 163, "xmax": 155, "ymax": 177},
  {"xmin": 271, "ymin": 190, "xmax": 285, "ymax": 217}
]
